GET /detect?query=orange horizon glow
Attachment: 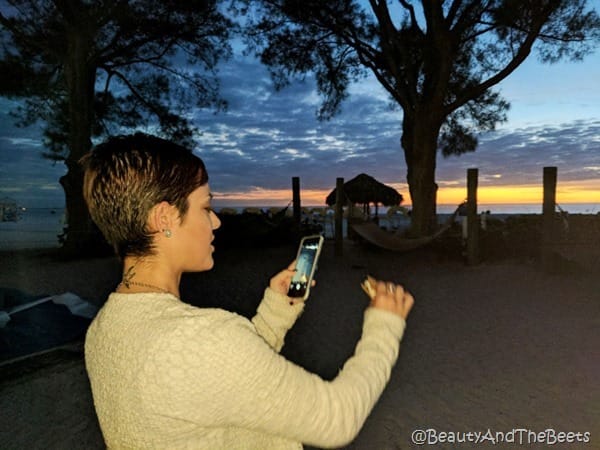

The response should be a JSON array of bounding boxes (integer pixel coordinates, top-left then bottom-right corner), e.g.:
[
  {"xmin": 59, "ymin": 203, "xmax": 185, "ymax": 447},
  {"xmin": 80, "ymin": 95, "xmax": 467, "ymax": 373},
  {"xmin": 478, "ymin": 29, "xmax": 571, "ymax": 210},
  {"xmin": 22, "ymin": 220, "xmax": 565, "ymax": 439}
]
[
  {"xmin": 433, "ymin": 180, "xmax": 600, "ymax": 206},
  {"xmin": 213, "ymin": 178, "xmax": 600, "ymax": 208}
]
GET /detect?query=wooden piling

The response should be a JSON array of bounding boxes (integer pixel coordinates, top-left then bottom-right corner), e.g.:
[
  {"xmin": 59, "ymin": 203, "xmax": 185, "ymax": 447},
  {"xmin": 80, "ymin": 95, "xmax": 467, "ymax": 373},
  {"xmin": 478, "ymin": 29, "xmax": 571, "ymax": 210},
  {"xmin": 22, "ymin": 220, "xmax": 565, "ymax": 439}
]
[
  {"xmin": 335, "ymin": 177, "xmax": 344, "ymax": 256},
  {"xmin": 292, "ymin": 177, "xmax": 301, "ymax": 226},
  {"xmin": 466, "ymin": 168, "xmax": 479, "ymax": 265},
  {"xmin": 542, "ymin": 167, "xmax": 557, "ymax": 270}
]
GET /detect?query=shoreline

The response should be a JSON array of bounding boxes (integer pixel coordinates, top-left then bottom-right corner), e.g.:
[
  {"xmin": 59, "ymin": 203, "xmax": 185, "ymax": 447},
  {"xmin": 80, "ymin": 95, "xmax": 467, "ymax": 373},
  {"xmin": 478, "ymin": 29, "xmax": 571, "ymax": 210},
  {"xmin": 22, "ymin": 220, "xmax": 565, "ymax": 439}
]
[{"xmin": 1, "ymin": 209, "xmax": 598, "ymax": 252}]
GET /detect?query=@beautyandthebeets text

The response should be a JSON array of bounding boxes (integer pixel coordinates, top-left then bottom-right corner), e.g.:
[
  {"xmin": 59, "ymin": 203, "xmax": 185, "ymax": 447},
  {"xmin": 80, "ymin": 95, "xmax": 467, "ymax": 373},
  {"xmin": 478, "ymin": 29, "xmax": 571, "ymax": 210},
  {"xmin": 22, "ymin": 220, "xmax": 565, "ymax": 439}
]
[{"xmin": 411, "ymin": 428, "xmax": 591, "ymax": 446}]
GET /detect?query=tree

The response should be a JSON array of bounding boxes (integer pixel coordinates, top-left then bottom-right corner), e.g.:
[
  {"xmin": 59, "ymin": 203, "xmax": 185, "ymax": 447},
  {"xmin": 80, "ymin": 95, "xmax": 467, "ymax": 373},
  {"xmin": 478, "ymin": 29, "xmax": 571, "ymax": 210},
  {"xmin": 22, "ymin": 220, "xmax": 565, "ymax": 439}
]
[
  {"xmin": 237, "ymin": 0, "xmax": 600, "ymax": 236},
  {"xmin": 0, "ymin": 0, "xmax": 232, "ymax": 254}
]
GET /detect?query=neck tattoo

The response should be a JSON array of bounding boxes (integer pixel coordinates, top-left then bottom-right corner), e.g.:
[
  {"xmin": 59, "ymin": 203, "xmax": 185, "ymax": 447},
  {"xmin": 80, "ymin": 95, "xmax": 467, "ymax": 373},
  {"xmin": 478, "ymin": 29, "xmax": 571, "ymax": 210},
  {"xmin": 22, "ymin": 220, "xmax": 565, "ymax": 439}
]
[{"xmin": 119, "ymin": 265, "xmax": 173, "ymax": 296}]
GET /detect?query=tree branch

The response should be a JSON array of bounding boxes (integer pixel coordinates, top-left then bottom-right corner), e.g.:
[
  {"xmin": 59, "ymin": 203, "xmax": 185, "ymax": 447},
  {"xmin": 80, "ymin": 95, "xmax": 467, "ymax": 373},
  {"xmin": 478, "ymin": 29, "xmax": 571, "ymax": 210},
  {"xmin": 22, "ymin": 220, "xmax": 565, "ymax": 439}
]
[
  {"xmin": 106, "ymin": 69, "xmax": 168, "ymax": 123},
  {"xmin": 446, "ymin": 5, "xmax": 554, "ymax": 113}
]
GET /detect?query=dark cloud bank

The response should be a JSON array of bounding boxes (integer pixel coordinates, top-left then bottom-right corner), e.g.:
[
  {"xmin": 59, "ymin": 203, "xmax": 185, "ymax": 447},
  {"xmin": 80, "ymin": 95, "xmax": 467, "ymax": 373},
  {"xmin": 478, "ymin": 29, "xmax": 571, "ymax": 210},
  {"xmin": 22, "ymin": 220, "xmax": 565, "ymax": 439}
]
[{"xmin": 1, "ymin": 55, "xmax": 598, "ymax": 207}]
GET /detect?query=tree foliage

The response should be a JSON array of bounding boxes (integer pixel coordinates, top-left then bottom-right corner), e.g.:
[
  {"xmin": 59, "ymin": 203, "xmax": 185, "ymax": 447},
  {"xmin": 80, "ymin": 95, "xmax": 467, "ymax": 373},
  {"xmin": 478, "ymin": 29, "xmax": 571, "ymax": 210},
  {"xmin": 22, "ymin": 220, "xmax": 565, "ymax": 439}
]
[
  {"xmin": 237, "ymin": 0, "xmax": 600, "ymax": 235},
  {"xmin": 0, "ymin": 0, "xmax": 232, "ymax": 253},
  {"xmin": 0, "ymin": 0, "xmax": 232, "ymax": 158}
]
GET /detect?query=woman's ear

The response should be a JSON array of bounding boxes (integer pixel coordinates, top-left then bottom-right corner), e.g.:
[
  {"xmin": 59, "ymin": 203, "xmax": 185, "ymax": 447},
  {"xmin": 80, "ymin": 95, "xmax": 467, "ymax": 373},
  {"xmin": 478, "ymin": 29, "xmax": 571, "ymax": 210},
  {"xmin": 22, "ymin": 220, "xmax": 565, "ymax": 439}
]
[{"xmin": 148, "ymin": 201, "xmax": 178, "ymax": 235}]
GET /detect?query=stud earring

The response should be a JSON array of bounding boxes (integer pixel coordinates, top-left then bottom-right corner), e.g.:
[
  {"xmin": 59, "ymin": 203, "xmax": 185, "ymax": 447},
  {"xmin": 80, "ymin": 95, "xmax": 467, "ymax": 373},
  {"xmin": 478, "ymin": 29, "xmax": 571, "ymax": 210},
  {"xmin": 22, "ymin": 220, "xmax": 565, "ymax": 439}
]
[{"xmin": 164, "ymin": 229, "xmax": 172, "ymax": 238}]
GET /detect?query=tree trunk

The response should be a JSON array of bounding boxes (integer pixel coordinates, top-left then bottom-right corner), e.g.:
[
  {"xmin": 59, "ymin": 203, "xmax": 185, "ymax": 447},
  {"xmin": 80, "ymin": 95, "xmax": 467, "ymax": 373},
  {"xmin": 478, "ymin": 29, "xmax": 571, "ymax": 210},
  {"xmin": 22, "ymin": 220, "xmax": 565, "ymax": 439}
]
[
  {"xmin": 60, "ymin": 29, "xmax": 108, "ymax": 256},
  {"xmin": 401, "ymin": 113, "xmax": 441, "ymax": 237}
]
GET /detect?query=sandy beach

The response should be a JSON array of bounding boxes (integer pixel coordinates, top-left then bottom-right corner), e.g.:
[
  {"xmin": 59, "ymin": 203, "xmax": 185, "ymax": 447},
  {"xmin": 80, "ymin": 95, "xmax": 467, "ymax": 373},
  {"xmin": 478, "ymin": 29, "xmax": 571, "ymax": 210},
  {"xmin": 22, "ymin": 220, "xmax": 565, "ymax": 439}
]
[{"xmin": 0, "ymin": 239, "xmax": 598, "ymax": 449}]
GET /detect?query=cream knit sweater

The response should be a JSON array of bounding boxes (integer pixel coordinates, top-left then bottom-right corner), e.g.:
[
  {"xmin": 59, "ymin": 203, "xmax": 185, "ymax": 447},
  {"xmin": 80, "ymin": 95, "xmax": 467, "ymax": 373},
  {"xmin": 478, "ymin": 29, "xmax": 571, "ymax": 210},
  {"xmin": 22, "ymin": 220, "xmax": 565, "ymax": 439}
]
[{"xmin": 85, "ymin": 288, "xmax": 406, "ymax": 449}]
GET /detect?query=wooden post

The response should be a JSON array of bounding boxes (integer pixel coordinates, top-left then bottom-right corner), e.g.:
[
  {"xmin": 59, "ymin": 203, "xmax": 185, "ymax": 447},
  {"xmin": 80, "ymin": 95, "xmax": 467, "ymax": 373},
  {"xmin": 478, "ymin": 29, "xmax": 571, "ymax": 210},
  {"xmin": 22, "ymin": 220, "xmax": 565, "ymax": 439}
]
[
  {"xmin": 466, "ymin": 168, "xmax": 479, "ymax": 265},
  {"xmin": 335, "ymin": 177, "xmax": 344, "ymax": 256},
  {"xmin": 542, "ymin": 167, "xmax": 557, "ymax": 270},
  {"xmin": 292, "ymin": 177, "xmax": 301, "ymax": 226}
]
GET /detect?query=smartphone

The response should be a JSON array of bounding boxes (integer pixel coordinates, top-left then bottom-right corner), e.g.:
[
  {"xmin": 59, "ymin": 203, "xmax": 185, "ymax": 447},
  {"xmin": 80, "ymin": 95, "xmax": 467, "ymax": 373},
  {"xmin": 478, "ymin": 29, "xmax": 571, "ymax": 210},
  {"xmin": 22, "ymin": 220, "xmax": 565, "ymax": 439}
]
[{"xmin": 287, "ymin": 234, "xmax": 324, "ymax": 300}]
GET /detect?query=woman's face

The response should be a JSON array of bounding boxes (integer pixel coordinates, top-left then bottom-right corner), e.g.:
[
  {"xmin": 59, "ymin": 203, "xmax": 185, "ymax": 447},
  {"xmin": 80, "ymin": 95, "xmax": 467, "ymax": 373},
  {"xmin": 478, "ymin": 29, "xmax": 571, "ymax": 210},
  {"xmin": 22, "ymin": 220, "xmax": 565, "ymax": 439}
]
[{"xmin": 171, "ymin": 183, "xmax": 221, "ymax": 272}]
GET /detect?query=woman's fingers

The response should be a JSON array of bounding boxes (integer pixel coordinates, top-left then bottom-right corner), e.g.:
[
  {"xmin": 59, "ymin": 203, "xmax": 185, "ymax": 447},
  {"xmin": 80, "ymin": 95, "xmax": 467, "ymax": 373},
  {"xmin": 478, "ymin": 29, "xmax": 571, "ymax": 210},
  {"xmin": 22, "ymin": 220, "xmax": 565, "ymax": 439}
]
[
  {"xmin": 400, "ymin": 290, "xmax": 415, "ymax": 317},
  {"xmin": 362, "ymin": 275, "xmax": 414, "ymax": 319}
]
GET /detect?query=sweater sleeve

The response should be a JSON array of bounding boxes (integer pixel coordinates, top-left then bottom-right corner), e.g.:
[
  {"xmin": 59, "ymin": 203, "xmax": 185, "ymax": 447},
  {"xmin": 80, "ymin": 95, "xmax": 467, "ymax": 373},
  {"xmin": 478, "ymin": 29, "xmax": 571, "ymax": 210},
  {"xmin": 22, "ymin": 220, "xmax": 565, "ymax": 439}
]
[
  {"xmin": 149, "ymin": 306, "xmax": 406, "ymax": 449},
  {"xmin": 251, "ymin": 287, "xmax": 305, "ymax": 352}
]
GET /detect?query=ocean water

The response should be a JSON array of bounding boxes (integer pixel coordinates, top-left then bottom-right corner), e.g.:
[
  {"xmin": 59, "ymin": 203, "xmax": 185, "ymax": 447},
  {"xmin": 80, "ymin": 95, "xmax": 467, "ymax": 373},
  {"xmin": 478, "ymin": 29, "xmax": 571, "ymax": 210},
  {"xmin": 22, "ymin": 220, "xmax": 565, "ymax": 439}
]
[
  {"xmin": 216, "ymin": 203, "xmax": 599, "ymax": 215},
  {"xmin": 0, "ymin": 203, "xmax": 597, "ymax": 250},
  {"xmin": 0, "ymin": 207, "xmax": 66, "ymax": 250}
]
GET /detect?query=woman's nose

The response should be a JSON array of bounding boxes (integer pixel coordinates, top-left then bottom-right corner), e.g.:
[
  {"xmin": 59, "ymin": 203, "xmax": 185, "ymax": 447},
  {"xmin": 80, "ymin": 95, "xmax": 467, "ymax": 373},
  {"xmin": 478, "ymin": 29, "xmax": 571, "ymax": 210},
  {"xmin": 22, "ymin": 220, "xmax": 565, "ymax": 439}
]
[{"xmin": 211, "ymin": 210, "xmax": 221, "ymax": 229}]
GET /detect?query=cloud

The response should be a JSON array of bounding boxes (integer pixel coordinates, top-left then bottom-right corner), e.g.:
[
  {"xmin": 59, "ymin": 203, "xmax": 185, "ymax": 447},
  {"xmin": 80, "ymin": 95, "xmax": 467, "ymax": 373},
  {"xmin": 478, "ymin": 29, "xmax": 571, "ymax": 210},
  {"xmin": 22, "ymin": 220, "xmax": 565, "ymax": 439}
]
[
  {"xmin": 0, "ymin": 105, "xmax": 66, "ymax": 207},
  {"xmin": 437, "ymin": 120, "xmax": 600, "ymax": 188},
  {"xmin": 193, "ymin": 54, "xmax": 404, "ymax": 196},
  {"xmin": 1, "ymin": 52, "xmax": 599, "ymax": 208},
  {"xmin": 191, "ymin": 54, "xmax": 600, "ymax": 205}
]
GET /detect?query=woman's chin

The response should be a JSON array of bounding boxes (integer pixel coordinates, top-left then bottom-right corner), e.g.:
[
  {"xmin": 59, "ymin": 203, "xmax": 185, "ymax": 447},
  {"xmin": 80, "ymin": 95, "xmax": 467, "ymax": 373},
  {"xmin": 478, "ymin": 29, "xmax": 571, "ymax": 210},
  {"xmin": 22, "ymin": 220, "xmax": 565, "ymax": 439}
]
[
  {"xmin": 184, "ymin": 257, "xmax": 215, "ymax": 273},
  {"xmin": 200, "ymin": 256, "xmax": 215, "ymax": 271}
]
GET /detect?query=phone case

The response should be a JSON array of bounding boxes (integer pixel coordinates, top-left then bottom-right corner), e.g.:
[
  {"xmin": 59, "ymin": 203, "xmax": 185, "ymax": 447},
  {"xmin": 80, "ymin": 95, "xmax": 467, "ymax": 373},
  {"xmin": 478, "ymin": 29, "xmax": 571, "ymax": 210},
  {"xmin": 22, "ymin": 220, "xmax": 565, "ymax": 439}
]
[{"xmin": 287, "ymin": 234, "xmax": 324, "ymax": 300}]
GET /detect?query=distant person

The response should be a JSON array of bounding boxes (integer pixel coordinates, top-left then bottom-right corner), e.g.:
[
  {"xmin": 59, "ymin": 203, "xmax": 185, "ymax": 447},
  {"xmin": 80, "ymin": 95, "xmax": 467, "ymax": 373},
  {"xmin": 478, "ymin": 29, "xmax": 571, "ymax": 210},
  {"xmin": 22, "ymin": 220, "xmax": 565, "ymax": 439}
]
[{"xmin": 81, "ymin": 133, "xmax": 414, "ymax": 449}]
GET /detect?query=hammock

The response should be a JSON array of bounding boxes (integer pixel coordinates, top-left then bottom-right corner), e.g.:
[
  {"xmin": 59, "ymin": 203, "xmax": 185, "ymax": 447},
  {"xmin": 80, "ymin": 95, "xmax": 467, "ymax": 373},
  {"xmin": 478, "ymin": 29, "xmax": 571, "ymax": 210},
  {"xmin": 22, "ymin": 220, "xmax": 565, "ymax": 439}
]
[{"xmin": 349, "ymin": 204, "xmax": 463, "ymax": 252}]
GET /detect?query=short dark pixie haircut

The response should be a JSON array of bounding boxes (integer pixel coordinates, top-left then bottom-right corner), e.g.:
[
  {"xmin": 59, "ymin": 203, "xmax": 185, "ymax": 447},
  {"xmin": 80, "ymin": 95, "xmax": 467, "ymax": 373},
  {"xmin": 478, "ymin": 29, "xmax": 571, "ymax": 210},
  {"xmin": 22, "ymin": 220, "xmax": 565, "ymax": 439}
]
[{"xmin": 81, "ymin": 133, "xmax": 208, "ymax": 258}]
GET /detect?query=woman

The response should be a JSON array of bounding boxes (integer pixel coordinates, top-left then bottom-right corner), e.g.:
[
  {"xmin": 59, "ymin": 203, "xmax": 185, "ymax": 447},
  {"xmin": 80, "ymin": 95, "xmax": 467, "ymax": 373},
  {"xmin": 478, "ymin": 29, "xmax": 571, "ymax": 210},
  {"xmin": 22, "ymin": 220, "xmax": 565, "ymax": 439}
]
[{"xmin": 82, "ymin": 133, "xmax": 414, "ymax": 449}]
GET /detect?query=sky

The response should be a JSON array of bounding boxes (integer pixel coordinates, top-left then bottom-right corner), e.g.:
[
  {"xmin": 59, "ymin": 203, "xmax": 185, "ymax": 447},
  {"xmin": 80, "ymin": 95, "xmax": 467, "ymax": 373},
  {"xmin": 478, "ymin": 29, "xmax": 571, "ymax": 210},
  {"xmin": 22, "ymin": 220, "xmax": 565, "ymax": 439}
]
[{"xmin": 1, "ymin": 7, "xmax": 599, "ymax": 212}]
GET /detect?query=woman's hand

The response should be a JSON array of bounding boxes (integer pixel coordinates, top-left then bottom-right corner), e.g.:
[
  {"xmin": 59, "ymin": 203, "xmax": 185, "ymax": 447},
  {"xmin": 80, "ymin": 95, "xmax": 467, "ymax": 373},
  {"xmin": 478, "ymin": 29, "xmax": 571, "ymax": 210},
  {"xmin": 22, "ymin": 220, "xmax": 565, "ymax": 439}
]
[
  {"xmin": 362, "ymin": 275, "xmax": 414, "ymax": 320},
  {"xmin": 269, "ymin": 261, "xmax": 297, "ymax": 296},
  {"xmin": 269, "ymin": 261, "xmax": 315, "ymax": 300}
]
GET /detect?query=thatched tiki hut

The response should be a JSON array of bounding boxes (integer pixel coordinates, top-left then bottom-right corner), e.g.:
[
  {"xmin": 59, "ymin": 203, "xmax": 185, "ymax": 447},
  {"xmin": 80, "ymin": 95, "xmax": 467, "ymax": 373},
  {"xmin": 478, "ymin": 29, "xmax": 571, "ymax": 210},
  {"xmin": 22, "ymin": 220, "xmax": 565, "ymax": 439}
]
[{"xmin": 325, "ymin": 173, "xmax": 403, "ymax": 220}]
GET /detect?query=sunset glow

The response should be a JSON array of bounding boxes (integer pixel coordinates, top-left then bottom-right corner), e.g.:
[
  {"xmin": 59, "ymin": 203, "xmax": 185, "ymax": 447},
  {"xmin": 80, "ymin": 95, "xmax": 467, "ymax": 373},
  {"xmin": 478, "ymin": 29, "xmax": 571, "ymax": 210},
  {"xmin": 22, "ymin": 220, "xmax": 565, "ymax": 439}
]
[
  {"xmin": 213, "ymin": 178, "xmax": 600, "ymax": 210},
  {"xmin": 435, "ymin": 180, "xmax": 600, "ymax": 206},
  {"xmin": 213, "ymin": 188, "xmax": 331, "ymax": 207}
]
